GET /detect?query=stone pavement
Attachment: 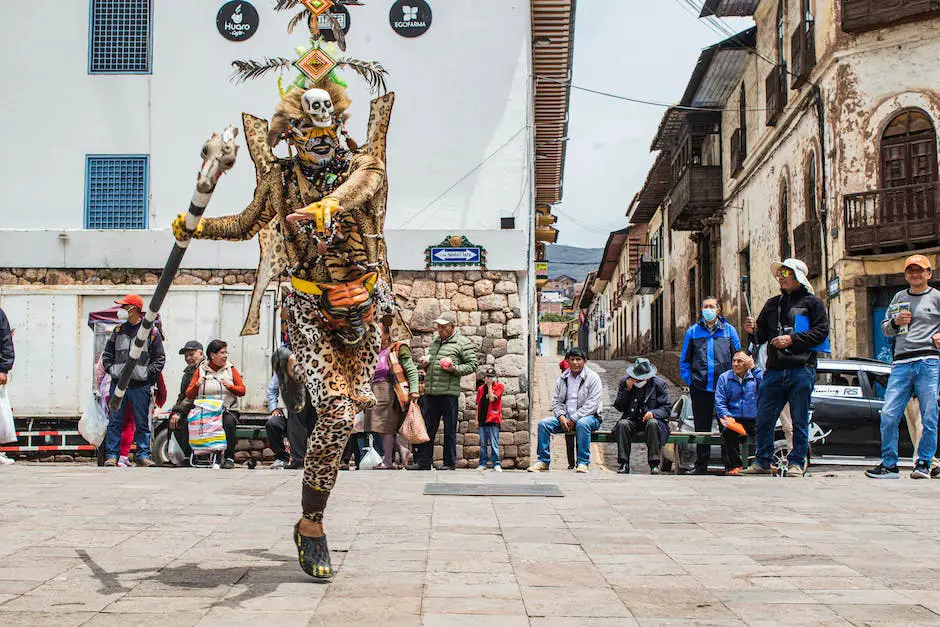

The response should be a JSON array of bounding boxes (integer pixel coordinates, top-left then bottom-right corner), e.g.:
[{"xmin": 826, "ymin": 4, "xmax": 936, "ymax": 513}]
[{"xmin": 3, "ymin": 461, "xmax": 940, "ymax": 625}]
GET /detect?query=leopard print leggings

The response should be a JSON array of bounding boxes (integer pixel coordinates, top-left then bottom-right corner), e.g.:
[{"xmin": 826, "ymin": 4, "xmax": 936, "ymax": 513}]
[{"xmin": 286, "ymin": 292, "xmax": 380, "ymax": 523}]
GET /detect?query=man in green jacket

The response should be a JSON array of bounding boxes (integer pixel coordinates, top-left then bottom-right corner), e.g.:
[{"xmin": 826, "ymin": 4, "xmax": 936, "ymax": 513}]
[{"xmin": 408, "ymin": 311, "xmax": 478, "ymax": 470}]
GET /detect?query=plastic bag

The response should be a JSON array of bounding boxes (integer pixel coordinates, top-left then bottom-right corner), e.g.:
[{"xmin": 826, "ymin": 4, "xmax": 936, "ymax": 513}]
[
  {"xmin": 0, "ymin": 385, "xmax": 15, "ymax": 444},
  {"xmin": 358, "ymin": 434, "xmax": 383, "ymax": 470},
  {"xmin": 78, "ymin": 393, "xmax": 108, "ymax": 447},
  {"xmin": 167, "ymin": 431, "xmax": 185, "ymax": 466}
]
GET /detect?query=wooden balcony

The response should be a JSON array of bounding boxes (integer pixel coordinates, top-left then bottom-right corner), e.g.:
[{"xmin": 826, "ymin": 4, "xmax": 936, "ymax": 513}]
[
  {"xmin": 667, "ymin": 165, "xmax": 724, "ymax": 231},
  {"xmin": 842, "ymin": 0, "xmax": 940, "ymax": 33},
  {"xmin": 636, "ymin": 261, "xmax": 661, "ymax": 295},
  {"xmin": 730, "ymin": 128, "xmax": 746, "ymax": 176},
  {"xmin": 790, "ymin": 21, "xmax": 816, "ymax": 89},
  {"xmin": 765, "ymin": 64, "xmax": 787, "ymax": 126},
  {"xmin": 843, "ymin": 183, "xmax": 940, "ymax": 255}
]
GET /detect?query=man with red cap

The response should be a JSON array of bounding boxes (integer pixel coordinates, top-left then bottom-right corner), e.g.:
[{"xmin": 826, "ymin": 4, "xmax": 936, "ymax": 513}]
[
  {"xmin": 101, "ymin": 294, "xmax": 166, "ymax": 467},
  {"xmin": 866, "ymin": 254, "xmax": 940, "ymax": 480}
]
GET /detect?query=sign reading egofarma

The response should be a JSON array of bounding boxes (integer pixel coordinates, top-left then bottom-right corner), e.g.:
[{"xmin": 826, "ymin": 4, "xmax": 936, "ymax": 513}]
[
  {"xmin": 390, "ymin": 0, "xmax": 432, "ymax": 38},
  {"xmin": 426, "ymin": 235, "xmax": 486, "ymax": 269},
  {"xmin": 217, "ymin": 2, "xmax": 259, "ymax": 41}
]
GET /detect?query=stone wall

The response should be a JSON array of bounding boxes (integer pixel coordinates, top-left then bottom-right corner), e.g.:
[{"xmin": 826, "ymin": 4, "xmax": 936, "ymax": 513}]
[
  {"xmin": 392, "ymin": 270, "xmax": 530, "ymax": 469},
  {"xmin": 0, "ymin": 268, "xmax": 255, "ymax": 286}
]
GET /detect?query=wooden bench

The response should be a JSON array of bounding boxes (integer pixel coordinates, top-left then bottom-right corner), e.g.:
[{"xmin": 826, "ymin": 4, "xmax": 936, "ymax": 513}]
[{"xmin": 563, "ymin": 430, "xmax": 753, "ymax": 473}]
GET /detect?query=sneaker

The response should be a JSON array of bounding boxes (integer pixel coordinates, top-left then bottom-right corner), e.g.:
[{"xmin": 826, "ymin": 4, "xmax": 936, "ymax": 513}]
[
  {"xmin": 436, "ymin": 465, "xmax": 456, "ymax": 471},
  {"xmin": 222, "ymin": 458, "xmax": 235, "ymax": 469},
  {"xmin": 865, "ymin": 464, "xmax": 899, "ymax": 479},
  {"xmin": 911, "ymin": 460, "xmax": 930, "ymax": 479},
  {"xmin": 493, "ymin": 466, "xmax": 503, "ymax": 473},
  {"xmin": 405, "ymin": 463, "xmax": 431, "ymax": 471},
  {"xmin": 476, "ymin": 465, "xmax": 486, "ymax": 471},
  {"xmin": 270, "ymin": 459, "xmax": 287, "ymax": 470},
  {"xmin": 0, "ymin": 452, "xmax": 15, "ymax": 465},
  {"xmin": 528, "ymin": 461, "xmax": 549, "ymax": 472},
  {"xmin": 617, "ymin": 462, "xmax": 630, "ymax": 475},
  {"xmin": 649, "ymin": 465, "xmax": 661, "ymax": 475},
  {"xmin": 739, "ymin": 463, "xmax": 773, "ymax": 475},
  {"xmin": 211, "ymin": 462, "xmax": 221, "ymax": 470},
  {"xmin": 104, "ymin": 457, "xmax": 118, "ymax": 467},
  {"xmin": 136, "ymin": 457, "xmax": 155, "ymax": 468},
  {"xmin": 117, "ymin": 456, "xmax": 131, "ymax": 468},
  {"xmin": 575, "ymin": 464, "xmax": 589, "ymax": 473},
  {"xmin": 785, "ymin": 464, "xmax": 804, "ymax": 477}
]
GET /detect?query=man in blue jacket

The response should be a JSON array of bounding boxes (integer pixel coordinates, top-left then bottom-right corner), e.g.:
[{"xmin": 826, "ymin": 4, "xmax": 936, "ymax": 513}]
[
  {"xmin": 714, "ymin": 349, "xmax": 762, "ymax": 475},
  {"xmin": 680, "ymin": 296, "xmax": 741, "ymax": 474}
]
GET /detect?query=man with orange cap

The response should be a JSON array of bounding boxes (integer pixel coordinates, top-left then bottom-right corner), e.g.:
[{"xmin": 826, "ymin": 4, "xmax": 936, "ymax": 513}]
[
  {"xmin": 866, "ymin": 255, "xmax": 940, "ymax": 480},
  {"xmin": 101, "ymin": 294, "xmax": 166, "ymax": 467}
]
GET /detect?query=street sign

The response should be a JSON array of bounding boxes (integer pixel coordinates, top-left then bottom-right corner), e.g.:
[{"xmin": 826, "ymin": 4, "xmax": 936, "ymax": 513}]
[
  {"xmin": 429, "ymin": 247, "xmax": 481, "ymax": 264},
  {"xmin": 425, "ymin": 235, "xmax": 487, "ymax": 269}
]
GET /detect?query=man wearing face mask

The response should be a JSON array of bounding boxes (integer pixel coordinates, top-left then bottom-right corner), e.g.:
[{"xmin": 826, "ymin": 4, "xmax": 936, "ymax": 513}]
[
  {"xmin": 611, "ymin": 358, "xmax": 672, "ymax": 474},
  {"xmin": 680, "ymin": 296, "xmax": 741, "ymax": 474},
  {"xmin": 101, "ymin": 294, "xmax": 166, "ymax": 467}
]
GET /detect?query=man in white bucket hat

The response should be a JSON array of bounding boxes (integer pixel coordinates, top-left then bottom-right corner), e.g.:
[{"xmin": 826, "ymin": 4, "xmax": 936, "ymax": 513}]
[{"xmin": 741, "ymin": 258, "xmax": 830, "ymax": 477}]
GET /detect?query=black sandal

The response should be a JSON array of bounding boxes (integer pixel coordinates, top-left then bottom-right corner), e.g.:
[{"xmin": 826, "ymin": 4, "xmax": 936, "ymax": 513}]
[{"xmin": 293, "ymin": 522, "xmax": 333, "ymax": 579}]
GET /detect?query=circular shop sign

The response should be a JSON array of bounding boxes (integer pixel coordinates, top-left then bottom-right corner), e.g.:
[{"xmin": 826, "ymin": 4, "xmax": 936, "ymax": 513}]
[
  {"xmin": 217, "ymin": 1, "xmax": 259, "ymax": 42},
  {"xmin": 390, "ymin": 0, "xmax": 432, "ymax": 38},
  {"xmin": 318, "ymin": 4, "xmax": 352, "ymax": 43}
]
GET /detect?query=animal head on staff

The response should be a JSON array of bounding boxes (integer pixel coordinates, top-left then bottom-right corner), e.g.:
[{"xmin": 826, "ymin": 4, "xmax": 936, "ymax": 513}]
[{"xmin": 197, "ymin": 126, "xmax": 239, "ymax": 193}]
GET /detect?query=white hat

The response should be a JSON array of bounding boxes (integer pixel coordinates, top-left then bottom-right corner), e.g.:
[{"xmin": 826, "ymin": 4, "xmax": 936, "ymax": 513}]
[{"xmin": 770, "ymin": 258, "xmax": 813, "ymax": 293}]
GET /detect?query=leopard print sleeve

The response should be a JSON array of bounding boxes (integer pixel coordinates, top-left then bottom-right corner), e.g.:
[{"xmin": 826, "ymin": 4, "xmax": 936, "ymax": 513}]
[
  {"xmin": 330, "ymin": 154, "xmax": 385, "ymax": 213},
  {"xmin": 197, "ymin": 169, "xmax": 281, "ymax": 241}
]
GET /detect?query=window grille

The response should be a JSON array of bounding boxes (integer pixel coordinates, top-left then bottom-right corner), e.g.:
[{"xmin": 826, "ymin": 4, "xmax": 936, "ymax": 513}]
[
  {"xmin": 89, "ymin": 0, "xmax": 152, "ymax": 74},
  {"xmin": 85, "ymin": 155, "xmax": 149, "ymax": 229}
]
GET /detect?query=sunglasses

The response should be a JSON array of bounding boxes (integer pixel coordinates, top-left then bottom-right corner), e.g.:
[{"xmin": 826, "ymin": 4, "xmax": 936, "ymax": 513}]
[{"xmin": 775, "ymin": 268, "xmax": 793, "ymax": 278}]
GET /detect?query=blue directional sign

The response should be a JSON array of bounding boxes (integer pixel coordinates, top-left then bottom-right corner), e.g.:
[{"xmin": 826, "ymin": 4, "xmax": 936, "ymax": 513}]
[{"xmin": 429, "ymin": 246, "xmax": 482, "ymax": 265}]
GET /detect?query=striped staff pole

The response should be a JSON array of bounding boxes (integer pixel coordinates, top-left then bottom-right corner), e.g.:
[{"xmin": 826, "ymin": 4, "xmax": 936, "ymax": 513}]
[{"xmin": 109, "ymin": 126, "xmax": 239, "ymax": 412}]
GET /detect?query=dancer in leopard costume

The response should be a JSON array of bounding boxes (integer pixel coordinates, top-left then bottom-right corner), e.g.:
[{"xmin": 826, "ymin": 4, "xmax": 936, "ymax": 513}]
[{"xmin": 172, "ymin": 2, "xmax": 400, "ymax": 579}]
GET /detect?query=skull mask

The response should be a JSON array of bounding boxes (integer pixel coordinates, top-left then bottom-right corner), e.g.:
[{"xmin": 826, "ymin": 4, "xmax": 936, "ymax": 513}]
[{"xmin": 301, "ymin": 89, "xmax": 335, "ymax": 128}]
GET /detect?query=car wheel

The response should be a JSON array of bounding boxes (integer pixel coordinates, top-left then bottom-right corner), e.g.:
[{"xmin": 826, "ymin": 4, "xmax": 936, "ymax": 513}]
[
  {"xmin": 151, "ymin": 427, "xmax": 169, "ymax": 466},
  {"xmin": 773, "ymin": 439, "xmax": 789, "ymax": 468}
]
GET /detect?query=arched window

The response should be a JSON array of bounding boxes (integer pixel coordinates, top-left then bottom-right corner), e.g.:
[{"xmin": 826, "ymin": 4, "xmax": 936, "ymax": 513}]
[
  {"xmin": 779, "ymin": 179, "xmax": 792, "ymax": 259},
  {"xmin": 881, "ymin": 109, "xmax": 938, "ymax": 189}
]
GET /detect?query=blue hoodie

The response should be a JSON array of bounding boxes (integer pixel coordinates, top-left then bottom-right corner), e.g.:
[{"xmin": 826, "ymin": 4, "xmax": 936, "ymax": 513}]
[
  {"xmin": 680, "ymin": 317, "xmax": 741, "ymax": 393},
  {"xmin": 714, "ymin": 367, "xmax": 762, "ymax": 421}
]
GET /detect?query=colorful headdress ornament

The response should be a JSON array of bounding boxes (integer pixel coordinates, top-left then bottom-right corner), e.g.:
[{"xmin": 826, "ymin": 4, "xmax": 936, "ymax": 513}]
[{"xmin": 229, "ymin": 0, "xmax": 387, "ymax": 95}]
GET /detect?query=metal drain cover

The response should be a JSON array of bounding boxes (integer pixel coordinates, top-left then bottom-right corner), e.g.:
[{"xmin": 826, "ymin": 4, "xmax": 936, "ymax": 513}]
[{"xmin": 423, "ymin": 483, "xmax": 564, "ymax": 497}]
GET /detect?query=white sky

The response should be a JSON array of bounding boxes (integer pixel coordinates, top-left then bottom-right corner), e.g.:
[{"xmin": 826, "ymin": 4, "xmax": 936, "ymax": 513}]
[{"xmin": 556, "ymin": 1, "xmax": 753, "ymax": 247}]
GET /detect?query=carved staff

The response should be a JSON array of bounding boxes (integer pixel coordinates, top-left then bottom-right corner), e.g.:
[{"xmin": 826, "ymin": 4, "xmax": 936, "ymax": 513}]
[{"xmin": 109, "ymin": 126, "xmax": 239, "ymax": 412}]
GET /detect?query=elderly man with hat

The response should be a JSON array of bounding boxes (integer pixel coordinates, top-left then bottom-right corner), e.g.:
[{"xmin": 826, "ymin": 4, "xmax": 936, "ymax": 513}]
[
  {"xmin": 611, "ymin": 358, "xmax": 672, "ymax": 474},
  {"xmin": 166, "ymin": 340, "xmax": 204, "ymax": 465},
  {"xmin": 867, "ymin": 254, "xmax": 940, "ymax": 480},
  {"xmin": 101, "ymin": 294, "xmax": 166, "ymax": 467},
  {"xmin": 408, "ymin": 311, "xmax": 478, "ymax": 471},
  {"xmin": 741, "ymin": 258, "xmax": 829, "ymax": 477}
]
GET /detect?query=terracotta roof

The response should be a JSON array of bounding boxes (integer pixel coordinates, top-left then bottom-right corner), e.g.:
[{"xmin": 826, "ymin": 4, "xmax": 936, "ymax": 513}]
[{"xmin": 539, "ymin": 321, "xmax": 568, "ymax": 337}]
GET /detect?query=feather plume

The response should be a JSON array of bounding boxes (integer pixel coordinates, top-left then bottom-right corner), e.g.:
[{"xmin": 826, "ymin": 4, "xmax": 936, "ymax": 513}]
[
  {"xmin": 338, "ymin": 57, "xmax": 388, "ymax": 94},
  {"xmin": 273, "ymin": 0, "xmax": 301, "ymax": 11},
  {"xmin": 287, "ymin": 9, "xmax": 312, "ymax": 34},
  {"xmin": 326, "ymin": 11, "xmax": 347, "ymax": 51},
  {"xmin": 230, "ymin": 57, "xmax": 294, "ymax": 84}
]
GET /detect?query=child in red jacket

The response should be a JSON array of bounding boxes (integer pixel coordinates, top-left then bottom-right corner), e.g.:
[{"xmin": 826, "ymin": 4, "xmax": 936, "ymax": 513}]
[{"xmin": 476, "ymin": 367, "xmax": 504, "ymax": 472}]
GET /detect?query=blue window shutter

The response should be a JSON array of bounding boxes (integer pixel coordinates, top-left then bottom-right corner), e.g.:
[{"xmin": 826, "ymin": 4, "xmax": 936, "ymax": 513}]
[
  {"xmin": 88, "ymin": 0, "xmax": 153, "ymax": 74},
  {"xmin": 85, "ymin": 155, "xmax": 149, "ymax": 230}
]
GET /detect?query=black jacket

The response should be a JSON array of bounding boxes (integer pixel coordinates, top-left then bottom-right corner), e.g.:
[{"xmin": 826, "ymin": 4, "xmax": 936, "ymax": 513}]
[
  {"xmin": 750, "ymin": 287, "xmax": 829, "ymax": 370},
  {"xmin": 171, "ymin": 360, "xmax": 202, "ymax": 416},
  {"xmin": 102, "ymin": 322, "xmax": 166, "ymax": 388},
  {"xmin": 613, "ymin": 375, "xmax": 672, "ymax": 443},
  {"xmin": 0, "ymin": 307, "xmax": 13, "ymax": 373}
]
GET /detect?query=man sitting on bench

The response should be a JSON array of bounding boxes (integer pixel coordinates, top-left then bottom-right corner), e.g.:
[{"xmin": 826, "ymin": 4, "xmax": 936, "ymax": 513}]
[
  {"xmin": 611, "ymin": 358, "xmax": 671, "ymax": 475},
  {"xmin": 714, "ymin": 349, "xmax": 762, "ymax": 476},
  {"xmin": 529, "ymin": 348, "xmax": 603, "ymax": 473}
]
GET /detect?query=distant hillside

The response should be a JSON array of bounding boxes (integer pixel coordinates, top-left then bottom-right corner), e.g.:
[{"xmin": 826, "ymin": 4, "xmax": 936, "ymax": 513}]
[{"xmin": 545, "ymin": 244, "xmax": 603, "ymax": 281}]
